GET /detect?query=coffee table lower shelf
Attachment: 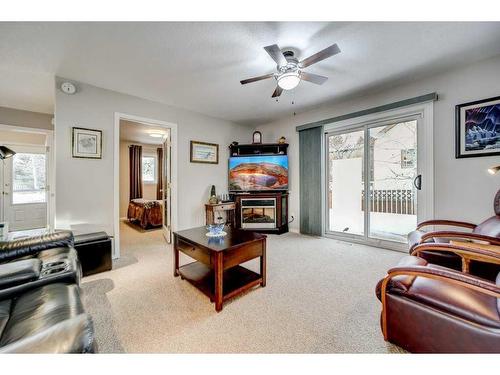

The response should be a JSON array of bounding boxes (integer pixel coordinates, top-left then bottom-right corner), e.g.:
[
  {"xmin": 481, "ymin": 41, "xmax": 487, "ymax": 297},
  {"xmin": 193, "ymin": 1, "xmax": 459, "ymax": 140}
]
[{"xmin": 178, "ymin": 261, "xmax": 262, "ymax": 303}]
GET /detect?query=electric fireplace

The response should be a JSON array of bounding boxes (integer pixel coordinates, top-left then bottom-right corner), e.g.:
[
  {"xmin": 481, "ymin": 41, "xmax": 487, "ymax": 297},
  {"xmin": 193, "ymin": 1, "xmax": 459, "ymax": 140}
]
[{"xmin": 240, "ymin": 198, "xmax": 276, "ymax": 229}]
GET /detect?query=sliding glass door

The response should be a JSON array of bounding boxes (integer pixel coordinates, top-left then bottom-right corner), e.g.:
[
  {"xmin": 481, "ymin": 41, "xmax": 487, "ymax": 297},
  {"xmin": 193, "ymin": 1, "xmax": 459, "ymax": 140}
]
[
  {"xmin": 326, "ymin": 117, "xmax": 421, "ymax": 247},
  {"xmin": 327, "ymin": 129, "xmax": 365, "ymax": 236},
  {"xmin": 368, "ymin": 120, "xmax": 417, "ymax": 242}
]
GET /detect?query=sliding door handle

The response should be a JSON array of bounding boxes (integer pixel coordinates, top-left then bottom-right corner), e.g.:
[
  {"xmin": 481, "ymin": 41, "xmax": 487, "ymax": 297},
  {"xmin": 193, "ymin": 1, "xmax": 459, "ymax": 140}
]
[{"xmin": 413, "ymin": 174, "xmax": 422, "ymax": 190}]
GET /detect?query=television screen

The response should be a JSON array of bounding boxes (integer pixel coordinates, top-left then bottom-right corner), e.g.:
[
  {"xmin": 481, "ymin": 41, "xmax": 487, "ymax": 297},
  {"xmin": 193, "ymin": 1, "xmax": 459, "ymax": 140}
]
[{"xmin": 229, "ymin": 155, "xmax": 288, "ymax": 191}]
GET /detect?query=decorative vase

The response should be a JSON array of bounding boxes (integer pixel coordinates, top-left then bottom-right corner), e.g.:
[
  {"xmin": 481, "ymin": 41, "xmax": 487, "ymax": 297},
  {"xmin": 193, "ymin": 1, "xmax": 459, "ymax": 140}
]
[{"xmin": 209, "ymin": 185, "xmax": 218, "ymax": 204}]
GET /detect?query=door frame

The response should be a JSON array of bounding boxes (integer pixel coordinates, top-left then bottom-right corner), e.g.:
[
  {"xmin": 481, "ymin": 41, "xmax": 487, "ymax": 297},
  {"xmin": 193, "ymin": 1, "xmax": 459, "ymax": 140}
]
[
  {"xmin": 323, "ymin": 101, "xmax": 434, "ymax": 252},
  {"xmin": 113, "ymin": 112, "xmax": 178, "ymax": 259},
  {"xmin": 0, "ymin": 123, "xmax": 55, "ymax": 231}
]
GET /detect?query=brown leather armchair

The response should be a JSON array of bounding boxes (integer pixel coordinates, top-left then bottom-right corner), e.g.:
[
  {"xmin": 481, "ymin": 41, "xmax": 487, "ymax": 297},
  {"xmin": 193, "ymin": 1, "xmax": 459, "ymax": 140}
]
[
  {"xmin": 407, "ymin": 189, "xmax": 500, "ymax": 279},
  {"xmin": 376, "ymin": 255, "xmax": 500, "ymax": 353}
]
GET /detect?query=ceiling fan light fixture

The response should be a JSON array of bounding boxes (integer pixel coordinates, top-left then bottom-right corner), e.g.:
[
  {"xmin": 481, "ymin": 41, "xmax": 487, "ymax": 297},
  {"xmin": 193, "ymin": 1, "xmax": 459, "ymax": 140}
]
[{"xmin": 277, "ymin": 71, "xmax": 300, "ymax": 90}]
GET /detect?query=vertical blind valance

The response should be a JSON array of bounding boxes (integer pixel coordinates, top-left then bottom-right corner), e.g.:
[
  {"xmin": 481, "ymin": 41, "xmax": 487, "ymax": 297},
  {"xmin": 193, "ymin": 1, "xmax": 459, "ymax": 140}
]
[
  {"xmin": 295, "ymin": 92, "xmax": 437, "ymax": 132},
  {"xmin": 299, "ymin": 126, "xmax": 323, "ymax": 236}
]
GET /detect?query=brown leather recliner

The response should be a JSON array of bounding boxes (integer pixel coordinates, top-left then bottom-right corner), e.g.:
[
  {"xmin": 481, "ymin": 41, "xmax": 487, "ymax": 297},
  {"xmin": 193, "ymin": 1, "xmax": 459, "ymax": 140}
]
[
  {"xmin": 407, "ymin": 189, "xmax": 500, "ymax": 280},
  {"xmin": 376, "ymin": 255, "xmax": 500, "ymax": 353}
]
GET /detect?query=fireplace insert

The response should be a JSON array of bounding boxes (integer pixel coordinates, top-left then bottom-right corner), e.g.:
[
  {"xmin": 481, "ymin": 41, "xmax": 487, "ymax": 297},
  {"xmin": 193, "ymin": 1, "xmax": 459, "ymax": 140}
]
[{"xmin": 241, "ymin": 198, "xmax": 276, "ymax": 229}]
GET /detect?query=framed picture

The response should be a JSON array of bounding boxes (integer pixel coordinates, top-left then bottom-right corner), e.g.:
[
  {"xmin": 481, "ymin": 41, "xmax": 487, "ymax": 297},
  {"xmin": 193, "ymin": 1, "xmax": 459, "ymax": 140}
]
[
  {"xmin": 252, "ymin": 130, "xmax": 262, "ymax": 144},
  {"xmin": 190, "ymin": 141, "xmax": 218, "ymax": 164},
  {"xmin": 455, "ymin": 95, "xmax": 500, "ymax": 158},
  {"xmin": 72, "ymin": 127, "xmax": 102, "ymax": 159}
]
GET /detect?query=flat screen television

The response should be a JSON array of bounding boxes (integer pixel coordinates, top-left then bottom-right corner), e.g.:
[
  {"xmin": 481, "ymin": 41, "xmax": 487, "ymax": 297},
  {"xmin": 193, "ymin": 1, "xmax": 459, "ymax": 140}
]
[{"xmin": 229, "ymin": 155, "xmax": 288, "ymax": 192}]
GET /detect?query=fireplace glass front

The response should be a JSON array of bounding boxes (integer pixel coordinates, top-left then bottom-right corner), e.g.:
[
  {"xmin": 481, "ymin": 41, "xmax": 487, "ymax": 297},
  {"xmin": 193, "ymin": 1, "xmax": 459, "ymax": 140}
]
[{"xmin": 241, "ymin": 198, "xmax": 276, "ymax": 229}]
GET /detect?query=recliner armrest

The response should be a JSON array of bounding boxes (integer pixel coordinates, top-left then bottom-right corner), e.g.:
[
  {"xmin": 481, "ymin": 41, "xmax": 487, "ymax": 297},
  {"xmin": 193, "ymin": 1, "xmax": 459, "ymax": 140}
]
[
  {"xmin": 416, "ymin": 220, "xmax": 477, "ymax": 230},
  {"xmin": 0, "ymin": 231, "xmax": 74, "ymax": 263},
  {"xmin": 420, "ymin": 231, "xmax": 500, "ymax": 246}
]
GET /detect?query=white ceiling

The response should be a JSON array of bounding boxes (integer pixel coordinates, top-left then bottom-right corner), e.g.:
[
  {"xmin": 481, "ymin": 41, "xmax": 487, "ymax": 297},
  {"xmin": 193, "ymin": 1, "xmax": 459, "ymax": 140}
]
[
  {"xmin": 119, "ymin": 120, "xmax": 168, "ymax": 145},
  {"xmin": 1, "ymin": 22, "xmax": 500, "ymax": 125}
]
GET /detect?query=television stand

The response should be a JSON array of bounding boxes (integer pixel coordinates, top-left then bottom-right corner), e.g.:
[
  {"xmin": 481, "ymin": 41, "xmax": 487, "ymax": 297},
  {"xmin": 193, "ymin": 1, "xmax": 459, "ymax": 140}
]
[{"xmin": 234, "ymin": 192, "xmax": 288, "ymax": 234}]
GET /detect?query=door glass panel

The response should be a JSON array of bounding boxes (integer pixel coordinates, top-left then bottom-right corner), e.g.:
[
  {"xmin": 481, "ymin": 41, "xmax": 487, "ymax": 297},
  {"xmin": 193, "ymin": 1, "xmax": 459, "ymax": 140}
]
[
  {"xmin": 327, "ymin": 130, "xmax": 365, "ymax": 235},
  {"xmin": 368, "ymin": 120, "xmax": 417, "ymax": 242},
  {"xmin": 12, "ymin": 153, "xmax": 46, "ymax": 204}
]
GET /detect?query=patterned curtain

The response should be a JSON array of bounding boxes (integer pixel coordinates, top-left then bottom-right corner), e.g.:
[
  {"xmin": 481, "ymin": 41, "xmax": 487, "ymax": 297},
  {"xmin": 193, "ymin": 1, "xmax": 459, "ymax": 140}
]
[
  {"xmin": 157, "ymin": 147, "xmax": 163, "ymax": 200},
  {"xmin": 129, "ymin": 145, "xmax": 143, "ymax": 200}
]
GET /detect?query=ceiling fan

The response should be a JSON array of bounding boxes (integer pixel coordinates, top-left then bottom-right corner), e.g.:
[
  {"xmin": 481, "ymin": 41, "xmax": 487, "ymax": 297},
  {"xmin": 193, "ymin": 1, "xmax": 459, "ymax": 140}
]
[{"xmin": 240, "ymin": 43, "xmax": 341, "ymax": 98}]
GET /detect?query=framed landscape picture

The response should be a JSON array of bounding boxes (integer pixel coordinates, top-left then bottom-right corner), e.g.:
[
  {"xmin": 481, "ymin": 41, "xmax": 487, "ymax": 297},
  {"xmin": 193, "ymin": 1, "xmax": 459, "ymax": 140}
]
[
  {"xmin": 455, "ymin": 95, "xmax": 500, "ymax": 158},
  {"xmin": 190, "ymin": 140, "xmax": 218, "ymax": 164},
  {"xmin": 72, "ymin": 127, "xmax": 102, "ymax": 159}
]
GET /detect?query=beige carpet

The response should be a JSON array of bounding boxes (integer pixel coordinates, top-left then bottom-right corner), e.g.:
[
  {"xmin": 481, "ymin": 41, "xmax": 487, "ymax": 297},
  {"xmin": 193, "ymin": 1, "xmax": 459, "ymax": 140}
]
[{"xmin": 81, "ymin": 222, "xmax": 405, "ymax": 353}]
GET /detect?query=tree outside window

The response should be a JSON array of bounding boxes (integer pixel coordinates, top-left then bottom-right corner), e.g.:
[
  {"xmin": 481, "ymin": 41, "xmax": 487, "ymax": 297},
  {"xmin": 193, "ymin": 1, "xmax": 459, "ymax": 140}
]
[{"xmin": 12, "ymin": 153, "xmax": 46, "ymax": 204}]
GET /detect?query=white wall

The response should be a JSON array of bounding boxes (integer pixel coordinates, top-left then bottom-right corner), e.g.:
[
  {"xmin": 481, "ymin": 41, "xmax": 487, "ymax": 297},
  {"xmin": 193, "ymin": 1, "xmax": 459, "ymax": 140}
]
[
  {"xmin": 255, "ymin": 55, "xmax": 500, "ymax": 232},
  {"xmin": 0, "ymin": 129, "xmax": 47, "ymax": 145},
  {"xmin": 0, "ymin": 106, "xmax": 53, "ymax": 130},
  {"xmin": 54, "ymin": 78, "xmax": 249, "ymax": 236}
]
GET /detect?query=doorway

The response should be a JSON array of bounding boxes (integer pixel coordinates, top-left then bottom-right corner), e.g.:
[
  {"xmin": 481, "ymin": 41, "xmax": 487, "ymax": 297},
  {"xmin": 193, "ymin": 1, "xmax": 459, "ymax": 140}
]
[
  {"xmin": 324, "ymin": 102, "xmax": 433, "ymax": 251},
  {"xmin": 114, "ymin": 113, "xmax": 177, "ymax": 259},
  {"xmin": 0, "ymin": 125, "xmax": 54, "ymax": 234}
]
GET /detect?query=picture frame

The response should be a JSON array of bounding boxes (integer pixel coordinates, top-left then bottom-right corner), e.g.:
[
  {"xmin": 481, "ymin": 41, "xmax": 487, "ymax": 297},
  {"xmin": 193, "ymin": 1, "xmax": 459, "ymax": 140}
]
[
  {"xmin": 455, "ymin": 95, "xmax": 500, "ymax": 158},
  {"xmin": 190, "ymin": 140, "xmax": 219, "ymax": 164},
  {"xmin": 72, "ymin": 127, "xmax": 102, "ymax": 159},
  {"xmin": 252, "ymin": 130, "xmax": 262, "ymax": 144}
]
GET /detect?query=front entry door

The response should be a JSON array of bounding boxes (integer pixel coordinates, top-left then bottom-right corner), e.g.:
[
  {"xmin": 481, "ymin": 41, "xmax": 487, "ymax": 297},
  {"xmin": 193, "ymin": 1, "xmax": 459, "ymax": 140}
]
[{"xmin": 2, "ymin": 145, "xmax": 48, "ymax": 231}]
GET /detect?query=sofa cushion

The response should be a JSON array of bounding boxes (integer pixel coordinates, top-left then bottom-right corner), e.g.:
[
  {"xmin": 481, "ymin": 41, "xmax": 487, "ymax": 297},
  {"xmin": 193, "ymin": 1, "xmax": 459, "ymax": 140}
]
[
  {"xmin": 0, "ymin": 283, "xmax": 84, "ymax": 347},
  {"xmin": 0, "ymin": 300, "xmax": 11, "ymax": 339},
  {"xmin": 0, "ymin": 313, "xmax": 95, "ymax": 353},
  {"xmin": 408, "ymin": 229, "xmax": 454, "ymax": 250},
  {"xmin": 497, "ymin": 272, "xmax": 500, "ymax": 313},
  {"xmin": 0, "ymin": 259, "xmax": 41, "ymax": 289},
  {"xmin": 0, "ymin": 231, "xmax": 74, "ymax": 263},
  {"xmin": 402, "ymin": 267, "xmax": 500, "ymax": 329},
  {"xmin": 473, "ymin": 215, "xmax": 500, "ymax": 238}
]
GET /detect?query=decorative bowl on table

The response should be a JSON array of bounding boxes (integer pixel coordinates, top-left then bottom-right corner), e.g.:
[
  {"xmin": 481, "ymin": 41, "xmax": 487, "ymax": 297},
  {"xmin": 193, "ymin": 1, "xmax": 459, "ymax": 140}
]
[{"xmin": 206, "ymin": 223, "xmax": 226, "ymax": 237}]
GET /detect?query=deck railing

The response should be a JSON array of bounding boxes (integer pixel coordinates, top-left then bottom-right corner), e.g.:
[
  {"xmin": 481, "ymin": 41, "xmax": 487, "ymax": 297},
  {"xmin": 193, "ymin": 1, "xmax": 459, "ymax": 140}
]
[{"xmin": 361, "ymin": 189, "xmax": 415, "ymax": 215}]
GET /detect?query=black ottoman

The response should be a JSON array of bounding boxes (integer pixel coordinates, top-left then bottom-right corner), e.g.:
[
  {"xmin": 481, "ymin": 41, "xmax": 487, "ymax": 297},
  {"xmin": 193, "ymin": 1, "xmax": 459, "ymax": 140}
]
[{"xmin": 74, "ymin": 232, "xmax": 112, "ymax": 277}]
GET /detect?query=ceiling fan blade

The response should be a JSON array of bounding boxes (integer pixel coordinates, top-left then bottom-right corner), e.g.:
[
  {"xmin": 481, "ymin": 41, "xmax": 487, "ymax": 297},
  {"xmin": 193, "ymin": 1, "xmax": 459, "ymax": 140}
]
[
  {"xmin": 264, "ymin": 44, "xmax": 288, "ymax": 67},
  {"xmin": 240, "ymin": 73, "xmax": 274, "ymax": 85},
  {"xmin": 299, "ymin": 43, "xmax": 341, "ymax": 68},
  {"xmin": 271, "ymin": 86, "xmax": 283, "ymax": 98},
  {"xmin": 300, "ymin": 72, "xmax": 328, "ymax": 85}
]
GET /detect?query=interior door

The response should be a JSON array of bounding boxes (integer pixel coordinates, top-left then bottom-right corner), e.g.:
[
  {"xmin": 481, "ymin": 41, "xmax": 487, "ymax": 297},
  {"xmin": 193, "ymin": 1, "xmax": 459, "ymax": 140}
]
[
  {"xmin": 162, "ymin": 133, "xmax": 172, "ymax": 243},
  {"xmin": 3, "ymin": 145, "xmax": 48, "ymax": 231}
]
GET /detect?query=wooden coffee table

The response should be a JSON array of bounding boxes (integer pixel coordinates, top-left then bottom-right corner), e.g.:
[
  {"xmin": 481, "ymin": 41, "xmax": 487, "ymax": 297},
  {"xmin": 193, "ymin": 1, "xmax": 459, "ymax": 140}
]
[{"xmin": 173, "ymin": 226, "xmax": 266, "ymax": 312}]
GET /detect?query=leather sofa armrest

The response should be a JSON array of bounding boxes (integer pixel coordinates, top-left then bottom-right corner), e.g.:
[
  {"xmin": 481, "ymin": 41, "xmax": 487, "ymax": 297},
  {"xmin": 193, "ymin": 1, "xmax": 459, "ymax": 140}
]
[
  {"xmin": 420, "ymin": 231, "xmax": 500, "ymax": 246},
  {"xmin": 416, "ymin": 220, "xmax": 477, "ymax": 230},
  {"xmin": 383, "ymin": 265, "xmax": 500, "ymax": 298},
  {"xmin": 0, "ymin": 314, "xmax": 96, "ymax": 353},
  {"xmin": 375, "ymin": 256, "xmax": 428, "ymax": 300},
  {"xmin": 0, "ymin": 259, "xmax": 41, "ymax": 289},
  {"xmin": 379, "ymin": 263, "xmax": 500, "ymax": 340},
  {"xmin": 0, "ymin": 231, "xmax": 74, "ymax": 263}
]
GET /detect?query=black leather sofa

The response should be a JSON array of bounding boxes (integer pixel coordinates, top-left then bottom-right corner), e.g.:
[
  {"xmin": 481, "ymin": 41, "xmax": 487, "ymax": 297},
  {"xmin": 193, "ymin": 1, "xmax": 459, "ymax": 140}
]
[{"xmin": 0, "ymin": 231, "xmax": 96, "ymax": 353}]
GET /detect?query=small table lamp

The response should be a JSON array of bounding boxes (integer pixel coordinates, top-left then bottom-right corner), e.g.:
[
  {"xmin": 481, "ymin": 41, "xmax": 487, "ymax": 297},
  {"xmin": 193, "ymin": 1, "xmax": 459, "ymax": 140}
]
[
  {"xmin": 0, "ymin": 146, "xmax": 16, "ymax": 160},
  {"xmin": 487, "ymin": 165, "xmax": 500, "ymax": 175}
]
